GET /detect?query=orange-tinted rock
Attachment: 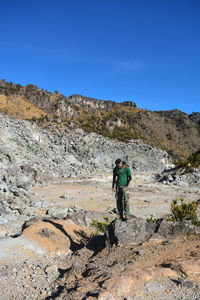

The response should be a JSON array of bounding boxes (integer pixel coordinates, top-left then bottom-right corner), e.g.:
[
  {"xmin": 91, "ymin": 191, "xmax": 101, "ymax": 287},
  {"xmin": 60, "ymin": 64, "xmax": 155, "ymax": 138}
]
[
  {"xmin": 102, "ymin": 276, "xmax": 137, "ymax": 298},
  {"xmin": 22, "ymin": 219, "xmax": 91, "ymax": 254},
  {"xmin": 156, "ymin": 267, "xmax": 179, "ymax": 279},
  {"xmin": 98, "ymin": 291, "xmax": 115, "ymax": 300},
  {"xmin": 179, "ymin": 260, "xmax": 200, "ymax": 284}
]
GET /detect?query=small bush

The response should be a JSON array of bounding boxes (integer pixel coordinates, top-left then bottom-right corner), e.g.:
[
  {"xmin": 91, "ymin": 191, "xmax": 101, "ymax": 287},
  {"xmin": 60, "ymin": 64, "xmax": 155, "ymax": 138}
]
[
  {"xmin": 31, "ymin": 116, "xmax": 38, "ymax": 122},
  {"xmin": 90, "ymin": 217, "xmax": 110, "ymax": 234},
  {"xmin": 146, "ymin": 216, "xmax": 157, "ymax": 223},
  {"xmin": 168, "ymin": 198, "xmax": 200, "ymax": 226}
]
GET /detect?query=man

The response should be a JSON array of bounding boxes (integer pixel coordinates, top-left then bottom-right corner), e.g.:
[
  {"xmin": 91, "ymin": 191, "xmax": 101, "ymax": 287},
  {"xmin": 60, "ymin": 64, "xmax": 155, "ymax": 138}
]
[{"xmin": 112, "ymin": 158, "xmax": 132, "ymax": 220}]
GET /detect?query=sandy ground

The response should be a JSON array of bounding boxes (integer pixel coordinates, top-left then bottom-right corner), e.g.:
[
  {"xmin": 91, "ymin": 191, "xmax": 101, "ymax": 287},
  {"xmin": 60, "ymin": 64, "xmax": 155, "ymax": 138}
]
[{"xmin": 31, "ymin": 173, "xmax": 200, "ymax": 219}]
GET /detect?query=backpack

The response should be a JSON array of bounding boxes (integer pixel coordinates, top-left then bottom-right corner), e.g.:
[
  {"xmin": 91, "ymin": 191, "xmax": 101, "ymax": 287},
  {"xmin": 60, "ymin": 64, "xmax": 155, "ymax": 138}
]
[
  {"xmin": 122, "ymin": 160, "xmax": 129, "ymax": 168},
  {"xmin": 116, "ymin": 161, "xmax": 129, "ymax": 175}
]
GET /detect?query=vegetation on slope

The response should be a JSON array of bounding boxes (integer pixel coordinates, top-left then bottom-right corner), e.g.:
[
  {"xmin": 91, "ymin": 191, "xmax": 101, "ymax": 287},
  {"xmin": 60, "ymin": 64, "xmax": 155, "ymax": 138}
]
[
  {"xmin": 169, "ymin": 198, "xmax": 200, "ymax": 226},
  {"xmin": 177, "ymin": 149, "xmax": 200, "ymax": 168},
  {"xmin": 0, "ymin": 94, "xmax": 47, "ymax": 120},
  {"xmin": 0, "ymin": 79, "xmax": 200, "ymax": 161},
  {"xmin": 64, "ymin": 106, "xmax": 200, "ymax": 160}
]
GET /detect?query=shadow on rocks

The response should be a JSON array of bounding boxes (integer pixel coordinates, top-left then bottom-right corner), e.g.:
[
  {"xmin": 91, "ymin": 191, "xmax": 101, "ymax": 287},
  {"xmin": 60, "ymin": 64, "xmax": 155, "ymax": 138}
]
[
  {"xmin": 43, "ymin": 219, "xmax": 84, "ymax": 252},
  {"xmin": 86, "ymin": 234, "xmax": 106, "ymax": 256}
]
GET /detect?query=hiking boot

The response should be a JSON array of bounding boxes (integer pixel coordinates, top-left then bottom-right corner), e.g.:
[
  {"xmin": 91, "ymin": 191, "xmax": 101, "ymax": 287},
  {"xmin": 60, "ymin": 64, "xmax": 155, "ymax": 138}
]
[{"xmin": 124, "ymin": 216, "xmax": 130, "ymax": 221}]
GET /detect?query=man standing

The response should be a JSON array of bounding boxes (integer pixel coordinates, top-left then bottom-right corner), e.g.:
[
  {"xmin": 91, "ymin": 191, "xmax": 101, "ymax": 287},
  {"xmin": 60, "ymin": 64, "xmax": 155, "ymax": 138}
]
[{"xmin": 112, "ymin": 159, "xmax": 132, "ymax": 220}]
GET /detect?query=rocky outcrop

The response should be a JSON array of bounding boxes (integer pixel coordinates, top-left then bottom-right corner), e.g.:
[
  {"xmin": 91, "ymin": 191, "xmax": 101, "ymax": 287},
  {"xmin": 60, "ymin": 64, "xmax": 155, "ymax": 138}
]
[
  {"xmin": 106, "ymin": 217, "xmax": 200, "ymax": 246},
  {"xmin": 189, "ymin": 112, "xmax": 200, "ymax": 125},
  {"xmin": 0, "ymin": 80, "xmax": 137, "ymax": 118},
  {"xmin": 68, "ymin": 94, "xmax": 137, "ymax": 112},
  {"xmin": 155, "ymin": 166, "xmax": 200, "ymax": 185}
]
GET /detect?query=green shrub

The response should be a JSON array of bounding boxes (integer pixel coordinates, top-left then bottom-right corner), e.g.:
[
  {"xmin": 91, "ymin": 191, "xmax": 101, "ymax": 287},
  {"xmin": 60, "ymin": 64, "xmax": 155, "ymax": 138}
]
[
  {"xmin": 90, "ymin": 217, "xmax": 110, "ymax": 234},
  {"xmin": 110, "ymin": 126, "xmax": 134, "ymax": 142},
  {"xmin": 176, "ymin": 149, "xmax": 200, "ymax": 169},
  {"xmin": 31, "ymin": 116, "xmax": 38, "ymax": 122},
  {"xmin": 146, "ymin": 216, "xmax": 157, "ymax": 223},
  {"xmin": 168, "ymin": 198, "xmax": 200, "ymax": 226}
]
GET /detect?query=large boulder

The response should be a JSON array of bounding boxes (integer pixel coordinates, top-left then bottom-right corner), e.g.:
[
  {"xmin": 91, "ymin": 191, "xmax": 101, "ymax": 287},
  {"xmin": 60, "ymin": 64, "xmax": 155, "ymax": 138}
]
[{"xmin": 106, "ymin": 216, "xmax": 156, "ymax": 246}]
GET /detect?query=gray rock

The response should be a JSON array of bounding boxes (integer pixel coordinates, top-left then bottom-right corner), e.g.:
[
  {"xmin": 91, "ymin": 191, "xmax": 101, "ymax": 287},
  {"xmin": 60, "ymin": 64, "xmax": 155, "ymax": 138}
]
[
  {"xmin": 196, "ymin": 199, "xmax": 200, "ymax": 205},
  {"xmin": 72, "ymin": 205, "xmax": 84, "ymax": 212},
  {"xmin": 106, "ymin": 217, "xmax": 156, "ymax": 246},
  {"xmin": 0, "ymin": 208, "xmax": 7, "ymax": 217},
  {"xmin": 156, "ymin": 166, "xmax": 200, "ymax": 186},
  {"xmin": 46, "ymin": 207, "xmax": 69, "ymax": 219},
  {"xmin": 0, "ymin": 183, "xmax": 8, "ymax": 193},
  {"xmin": 16, "ymin": 165, "xmax": 37, "ymax": 190},
  {"xmin": 106, "ymin": 217, "xmax": 200, "ymax": 246},
  {"xmin": 0, "ymin": 113, "xmax": 171, "ymax": 183},
  {"xmin": 60, "ymin": 193, "xmax": 70, "ymax": 200},
  {"xmin": 177, "ymin": 277, "xmax": 194, "ymax": 289},
  {"xmin": 157, "ymin": 219, "xmax": 200, "ymax": 238},
  {"xmin": 67, "ymin": 210, "xmax": 113, "ymax": 227}
]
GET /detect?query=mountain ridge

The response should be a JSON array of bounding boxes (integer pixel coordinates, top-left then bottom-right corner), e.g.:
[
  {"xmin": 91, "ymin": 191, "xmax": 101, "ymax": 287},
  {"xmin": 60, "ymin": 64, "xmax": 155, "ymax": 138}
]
[{"xmin": 0, "ymin": 79, "xmax": 199, "ymax": 160}]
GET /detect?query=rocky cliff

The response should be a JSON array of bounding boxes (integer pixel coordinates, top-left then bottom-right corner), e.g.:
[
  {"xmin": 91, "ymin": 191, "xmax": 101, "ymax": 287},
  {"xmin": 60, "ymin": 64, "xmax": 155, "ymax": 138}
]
[{"xmin": 0, "ymin": 80, "xmax": 137, "ymax": 118}]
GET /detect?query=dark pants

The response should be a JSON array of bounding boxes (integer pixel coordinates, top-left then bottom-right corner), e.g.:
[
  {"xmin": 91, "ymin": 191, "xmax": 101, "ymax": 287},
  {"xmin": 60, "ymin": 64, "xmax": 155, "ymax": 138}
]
[{"xmin": 115, "ymin": 187, "xmax": 130, "ymax": 218}]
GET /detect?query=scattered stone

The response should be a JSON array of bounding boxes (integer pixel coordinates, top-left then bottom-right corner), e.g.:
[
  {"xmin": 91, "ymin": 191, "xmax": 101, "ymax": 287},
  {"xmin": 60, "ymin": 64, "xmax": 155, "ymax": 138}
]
[
  {"xmin": 134, "ymin": 250, "xmax": 144, "ymax": 256},
  {"xmin": 72, "ymin": 205, "xmax": 84, "ymax": 212},
  {"xmin": 178, "ymin": 260, "xmax": 200, "ymax": 285},
  {"xmin": 45, "ymin": 264, "xmax": 59, "ymax": 278},
  {"xmin": 177, "ymin": 277, "xmax": 194, "ymax": 289},
  {"xmin": 196, "ymin": 199, "xmax": 200, "ymax": 205},
  {"xmin": 37, "ymin": 228, "xmax": 56, "ymax": 238},
  {"xmin": 47, "ymin": 207, "xmax": 69, "ymax": 219},
  {"xmin": 60, "ymin": 193, "xmax": 70, "ymax": 200}
]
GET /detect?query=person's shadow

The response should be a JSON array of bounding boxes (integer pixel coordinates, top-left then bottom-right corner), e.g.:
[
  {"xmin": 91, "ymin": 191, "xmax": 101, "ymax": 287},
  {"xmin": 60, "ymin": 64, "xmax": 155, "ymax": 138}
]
[{"xmin": 43, "ymin": 219, "xmax": 84, "ymax": 252}]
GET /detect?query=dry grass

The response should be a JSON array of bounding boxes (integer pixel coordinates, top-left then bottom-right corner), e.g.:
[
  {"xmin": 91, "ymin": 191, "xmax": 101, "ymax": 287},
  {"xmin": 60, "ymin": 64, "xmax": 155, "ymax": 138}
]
[{"xmin": 0, "ymin": 94, "xmax": 47, "ymax": 120}]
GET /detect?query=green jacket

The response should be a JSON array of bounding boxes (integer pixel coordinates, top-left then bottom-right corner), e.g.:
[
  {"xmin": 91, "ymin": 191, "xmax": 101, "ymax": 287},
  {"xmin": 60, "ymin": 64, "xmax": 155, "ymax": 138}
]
[{"xmin": 113, "ymin": 165, "xmax": 132, "ymax": 188}]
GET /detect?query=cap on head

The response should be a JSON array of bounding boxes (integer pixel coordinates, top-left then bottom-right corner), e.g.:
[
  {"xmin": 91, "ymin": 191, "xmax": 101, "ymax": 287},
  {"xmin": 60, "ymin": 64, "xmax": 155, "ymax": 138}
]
[{"xmin": 115, "ymin": 158, "xmax": 122, "ymax": 166}]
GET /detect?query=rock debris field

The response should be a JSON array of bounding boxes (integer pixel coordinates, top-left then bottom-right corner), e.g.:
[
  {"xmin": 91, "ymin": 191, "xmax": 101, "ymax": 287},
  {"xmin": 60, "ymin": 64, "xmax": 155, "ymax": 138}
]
[
  {"xmin": 0, "ymin": 113, "xmax": 200, "ymax": 299},
  {"xmin": 0, "ymin": 174, "xmax": 200, "ymax": 300}
]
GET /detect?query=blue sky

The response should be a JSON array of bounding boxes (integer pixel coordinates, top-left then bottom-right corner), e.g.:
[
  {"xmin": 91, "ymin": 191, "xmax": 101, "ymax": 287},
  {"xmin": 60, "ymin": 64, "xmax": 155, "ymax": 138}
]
[{"xmin": 0, "ymin": 0, "xmax": 199, "ymax": 113}]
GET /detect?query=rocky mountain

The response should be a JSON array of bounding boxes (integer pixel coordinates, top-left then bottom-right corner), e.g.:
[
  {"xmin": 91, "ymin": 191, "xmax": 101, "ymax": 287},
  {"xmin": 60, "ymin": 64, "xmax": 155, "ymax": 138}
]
[
  {"xmin": 0, "ymin": 79, "xmax": 200, "ymax": 160},
  {"xmin": 0, "ymin": 79, "xmax": 137, "ymax": 119}
]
